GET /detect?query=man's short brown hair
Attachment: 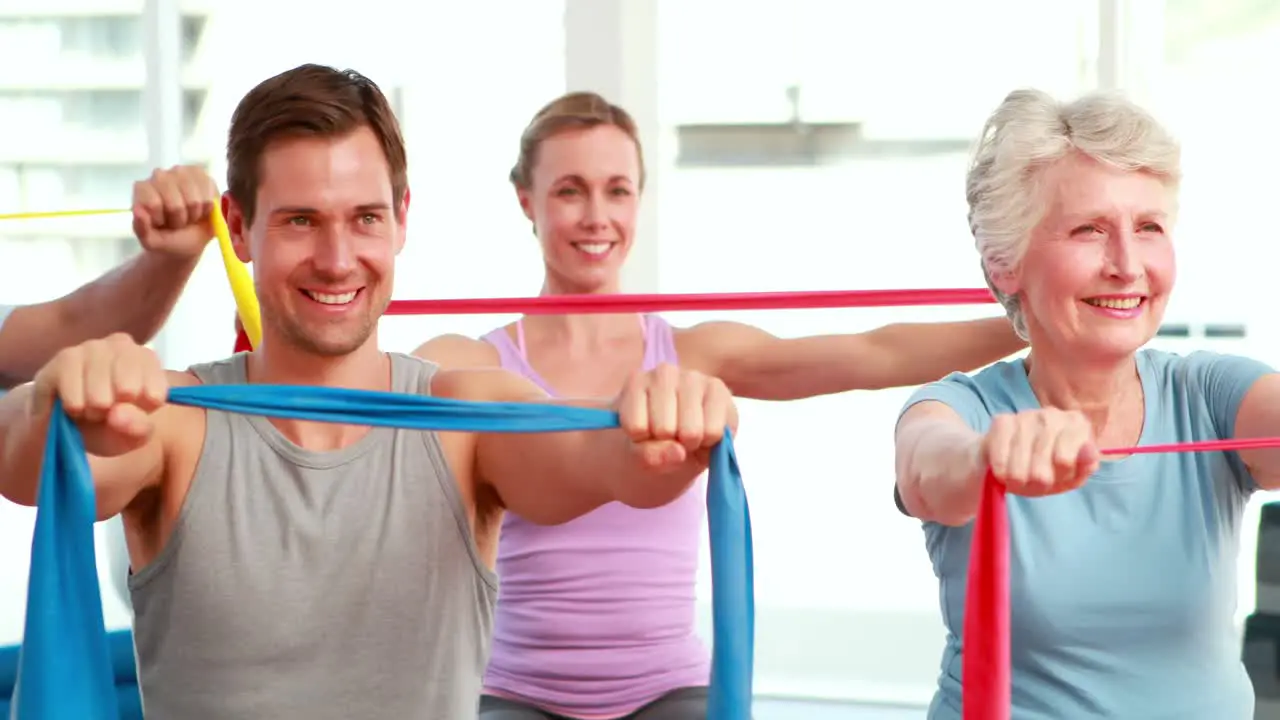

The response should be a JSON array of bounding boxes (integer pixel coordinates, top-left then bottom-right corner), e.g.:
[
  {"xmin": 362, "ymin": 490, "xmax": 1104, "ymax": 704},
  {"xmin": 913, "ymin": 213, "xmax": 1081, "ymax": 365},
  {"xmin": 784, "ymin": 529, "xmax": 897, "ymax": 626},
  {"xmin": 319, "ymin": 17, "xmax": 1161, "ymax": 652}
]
[{"xmin": 226, "ymin": 63, "xmax": 408, "ymax": 223}]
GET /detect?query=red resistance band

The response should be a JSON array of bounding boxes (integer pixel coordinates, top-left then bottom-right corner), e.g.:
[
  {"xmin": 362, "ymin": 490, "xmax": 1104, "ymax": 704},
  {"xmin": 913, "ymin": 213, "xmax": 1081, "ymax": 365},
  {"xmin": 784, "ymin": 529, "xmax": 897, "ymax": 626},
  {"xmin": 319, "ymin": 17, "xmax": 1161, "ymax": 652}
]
[
  {"xmin": 225, "ymin": 285, "xmax": 1279, "ymax": 717},
  {"xmin": 229, "ymin": 288, "xmax": 996, "ymax": 350},
  {"xmin": 383, "ymin": 288, "xmax": 998, "ymax": 316},
  {"xmin": 963, "ymin": 435, "xmax": 1280, "ymax": 720}
]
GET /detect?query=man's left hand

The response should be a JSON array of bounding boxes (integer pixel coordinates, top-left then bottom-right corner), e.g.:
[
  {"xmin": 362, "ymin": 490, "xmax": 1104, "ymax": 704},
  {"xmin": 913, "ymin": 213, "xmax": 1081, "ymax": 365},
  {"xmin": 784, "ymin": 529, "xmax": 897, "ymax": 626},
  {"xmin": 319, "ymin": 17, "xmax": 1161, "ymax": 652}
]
[
  {"xmin": 133, "ymin": 165, "xmax": 220, "ymax": 260},
  {"xmin": 615, "ymin": 363, "xmax": 738, "ymax": 470}
]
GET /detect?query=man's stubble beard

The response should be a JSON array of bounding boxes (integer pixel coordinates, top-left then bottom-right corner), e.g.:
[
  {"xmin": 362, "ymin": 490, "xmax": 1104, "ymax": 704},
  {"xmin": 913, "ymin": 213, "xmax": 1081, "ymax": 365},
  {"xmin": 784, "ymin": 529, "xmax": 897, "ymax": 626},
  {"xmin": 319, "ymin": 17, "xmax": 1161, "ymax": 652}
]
[{"xmin": 268, "ymin": 307, "xmax": 380, "ymax": 358}]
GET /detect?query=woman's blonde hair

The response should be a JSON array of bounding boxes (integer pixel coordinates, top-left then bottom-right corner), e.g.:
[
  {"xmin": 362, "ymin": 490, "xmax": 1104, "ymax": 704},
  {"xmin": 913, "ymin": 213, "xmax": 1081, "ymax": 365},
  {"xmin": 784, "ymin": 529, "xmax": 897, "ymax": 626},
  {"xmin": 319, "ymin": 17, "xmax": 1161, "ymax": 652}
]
[{"xmin": 509, "ymin": 91, "xmax": 646, "ymax": 190}]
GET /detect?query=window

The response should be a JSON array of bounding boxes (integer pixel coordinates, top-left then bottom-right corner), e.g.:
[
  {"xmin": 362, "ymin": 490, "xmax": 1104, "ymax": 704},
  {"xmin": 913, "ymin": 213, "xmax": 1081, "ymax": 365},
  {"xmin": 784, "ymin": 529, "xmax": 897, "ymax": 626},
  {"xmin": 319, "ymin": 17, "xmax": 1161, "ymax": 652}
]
[
  {"xmin": 1153, "ymin": 0, "xmax": 1280, "ymax": 349},
  {"xmin": 0, "ymin": 13, "xmax": 147, "ymax": 647},
  {"xmin": 0, "ymin": 164, "xmax": 146, "ymax": 211},
  {"xmin": 62, "ymin": 90, "xmax": 145, "ymax": 130},
  {"xmin": 59, "ymin": 16, "xmax": 142, "ymax": 61},
  {"xmin": 20, "ymin": 166, "xmax": 69, "ymax": 208},
  {"xmin": 0, "ymin": 165, "xmax": 17, "ymax": 201},
  {"xmin": 0, "ymin": 236, "xmax": 82, "ymax": 303},
  {"xmin": 182, "ymin": 88, "xmax": 206, "ymax": 139},
  {"xmin": 1154, "ymin": 0, "xmax": 1280, "ymax": 632},
  {"xmin": 659, "ymin": 1, "xmax": 1097, "ymax": 704},
  {"xmin": 0, "ymin": 93, "xmax": 62, "ymax": 138},
  {"xmin": 180, "ymin": 14, "xmax": 206, "ymax": 64},
  {"xmin": 0, "ymin": 91, "xmax": 145, "ymax": 155},
  {"xmin": 0, "ymin": 21, "xmax": 61, "ymax": 62},
  {"xmin": 61, "ymin": 165, "xmax": 149, "ymax": 208}
]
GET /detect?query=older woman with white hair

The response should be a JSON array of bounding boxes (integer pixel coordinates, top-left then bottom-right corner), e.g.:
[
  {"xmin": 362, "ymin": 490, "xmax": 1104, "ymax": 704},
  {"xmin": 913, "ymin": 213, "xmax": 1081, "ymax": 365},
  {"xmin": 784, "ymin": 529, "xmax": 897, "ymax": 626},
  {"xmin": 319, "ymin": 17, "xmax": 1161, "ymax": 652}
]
[{"xmin": 894, "ymin": 88, "xmax": 1280, "ymax": 718}]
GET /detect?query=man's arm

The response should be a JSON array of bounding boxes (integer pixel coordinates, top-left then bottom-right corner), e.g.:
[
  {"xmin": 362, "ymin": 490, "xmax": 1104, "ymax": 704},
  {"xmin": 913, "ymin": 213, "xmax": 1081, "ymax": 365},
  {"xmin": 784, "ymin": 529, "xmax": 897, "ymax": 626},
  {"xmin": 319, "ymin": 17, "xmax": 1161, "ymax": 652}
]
[
  {"xmin": 0, "ymin": 251, "xmax": 200, "ymax": 388},
  {"xmin": 677, "ymin": 316, "xmax": 1024, "ymax": 401},
  {"xmin": 0, "ymin": 382, "xmax": 170, "ymax": 520},
  {"xmin": 0, "ymin": 163, "xmax": 220, "ymax": 389},
  {"xmin": 433, "ymin": 366, "xmax": 720, "ymax": 526}
]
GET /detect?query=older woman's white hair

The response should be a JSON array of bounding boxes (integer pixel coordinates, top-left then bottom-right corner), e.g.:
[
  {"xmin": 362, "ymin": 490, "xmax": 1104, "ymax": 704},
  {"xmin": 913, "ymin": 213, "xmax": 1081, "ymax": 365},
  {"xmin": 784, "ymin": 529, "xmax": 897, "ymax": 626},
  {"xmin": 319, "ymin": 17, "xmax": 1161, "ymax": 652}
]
[{"xmin": 966, "ymin": 89, "xmax": 1182, "ymax": 338}]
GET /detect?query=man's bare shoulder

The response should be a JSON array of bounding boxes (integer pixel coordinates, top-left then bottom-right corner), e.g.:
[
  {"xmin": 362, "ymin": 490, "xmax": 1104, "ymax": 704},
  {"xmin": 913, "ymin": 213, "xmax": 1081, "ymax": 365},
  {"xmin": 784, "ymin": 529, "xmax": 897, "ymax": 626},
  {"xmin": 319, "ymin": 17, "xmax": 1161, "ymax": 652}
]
[
  {"xmin": 154, "ymin": 369, "xmax": 205, "ymax": 440},
  {"xmin": 166, "ymin": 369, "xmax": 202, "ymax": 388},
  {"xmin": 412, "ymin": 334, "xmax": 501, "ymax": 371}
]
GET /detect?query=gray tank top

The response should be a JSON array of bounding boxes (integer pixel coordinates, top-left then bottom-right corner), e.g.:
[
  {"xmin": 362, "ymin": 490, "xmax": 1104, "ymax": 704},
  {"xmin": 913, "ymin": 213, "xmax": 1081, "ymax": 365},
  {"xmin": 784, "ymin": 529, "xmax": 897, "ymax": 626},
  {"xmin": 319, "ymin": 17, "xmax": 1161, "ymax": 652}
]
[{"xmin": 128, "ymin": 352, "xmax": 498, "ymax": 719}]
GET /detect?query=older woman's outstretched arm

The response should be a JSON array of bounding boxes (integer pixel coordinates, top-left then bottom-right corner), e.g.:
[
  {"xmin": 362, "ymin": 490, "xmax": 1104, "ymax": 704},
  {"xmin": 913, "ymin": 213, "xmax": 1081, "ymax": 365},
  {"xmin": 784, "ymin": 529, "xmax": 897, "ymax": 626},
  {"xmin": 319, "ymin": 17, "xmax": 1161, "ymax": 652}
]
[
  {"xmin": 895, "ymin": 401, "xmax": 988, "ymax": 526},
  {"xmin": 1223, "ymin": 365, "xmax": 1280, "ymax": 490},
  {"xmin": 896, "ymin": 374, "xmax": 1101, "ymax": 525}
]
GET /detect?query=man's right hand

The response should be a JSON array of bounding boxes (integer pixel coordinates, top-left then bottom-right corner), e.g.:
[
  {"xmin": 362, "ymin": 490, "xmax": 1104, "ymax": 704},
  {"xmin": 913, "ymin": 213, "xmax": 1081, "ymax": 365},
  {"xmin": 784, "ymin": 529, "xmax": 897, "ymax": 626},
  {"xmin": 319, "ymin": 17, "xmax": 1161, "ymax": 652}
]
[
  {"xmin": 132, "ymin": 165, "xmax": 220, "ymax": 260},
  {"xmin": 32, "ymin": 333, "xmax": 169, "ymax": 458}
]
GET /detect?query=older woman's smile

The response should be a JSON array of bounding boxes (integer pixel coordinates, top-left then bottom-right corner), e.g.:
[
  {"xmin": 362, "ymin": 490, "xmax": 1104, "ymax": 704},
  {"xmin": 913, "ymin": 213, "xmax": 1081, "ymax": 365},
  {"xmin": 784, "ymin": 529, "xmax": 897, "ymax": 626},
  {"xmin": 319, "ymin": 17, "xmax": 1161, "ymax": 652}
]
[{"xmin": 1082, "ymin": 294, "xmax": 1146, "ymax": 318}]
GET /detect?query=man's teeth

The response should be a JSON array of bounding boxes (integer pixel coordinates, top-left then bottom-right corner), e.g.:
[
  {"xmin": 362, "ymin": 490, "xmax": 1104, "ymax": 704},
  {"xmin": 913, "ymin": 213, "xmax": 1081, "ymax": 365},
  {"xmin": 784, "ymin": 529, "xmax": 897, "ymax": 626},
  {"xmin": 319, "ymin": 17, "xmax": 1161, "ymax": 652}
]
[
  {"xmin": 307, "ymin": 290, "xmax": 357, "ymax": 305},
  {"xmin": 574, "ymin": 242, "xmax": 611, "ymax": 256},
  {"xmin": 1086, "ymin": 297, "xmax": 1142, "ymax": 309}
]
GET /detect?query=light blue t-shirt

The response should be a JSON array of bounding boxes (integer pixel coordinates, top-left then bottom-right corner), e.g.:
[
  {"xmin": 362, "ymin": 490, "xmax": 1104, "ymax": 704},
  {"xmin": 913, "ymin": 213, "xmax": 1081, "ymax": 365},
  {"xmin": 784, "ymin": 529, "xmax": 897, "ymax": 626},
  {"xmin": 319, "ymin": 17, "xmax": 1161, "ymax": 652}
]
[{"xmin": 901, "ymin": 349, "xmax": 1272, "ymax": 720}]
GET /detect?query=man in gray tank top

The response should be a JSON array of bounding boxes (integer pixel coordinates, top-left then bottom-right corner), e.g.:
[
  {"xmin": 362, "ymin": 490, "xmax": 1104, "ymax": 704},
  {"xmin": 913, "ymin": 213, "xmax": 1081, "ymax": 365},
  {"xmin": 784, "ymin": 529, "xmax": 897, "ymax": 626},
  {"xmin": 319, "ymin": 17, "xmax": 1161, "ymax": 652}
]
[{"xmin": 0, "ymin": 63, "xmax": 739, "ymax": 720}]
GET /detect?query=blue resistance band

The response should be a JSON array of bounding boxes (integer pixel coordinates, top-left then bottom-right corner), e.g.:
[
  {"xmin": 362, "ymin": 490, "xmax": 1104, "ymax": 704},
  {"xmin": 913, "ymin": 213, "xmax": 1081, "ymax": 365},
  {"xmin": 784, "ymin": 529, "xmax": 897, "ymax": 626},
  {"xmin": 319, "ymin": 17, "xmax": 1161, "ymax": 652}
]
[{"xmin": 13, "ymin": 385, "xmax": 755, "ymax": 719}]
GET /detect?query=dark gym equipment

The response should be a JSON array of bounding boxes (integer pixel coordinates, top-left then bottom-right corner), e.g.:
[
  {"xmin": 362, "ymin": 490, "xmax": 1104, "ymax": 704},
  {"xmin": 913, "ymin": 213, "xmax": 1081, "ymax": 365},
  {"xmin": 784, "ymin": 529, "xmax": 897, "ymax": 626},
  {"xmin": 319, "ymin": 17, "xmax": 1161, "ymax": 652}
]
[{"xmin": 1245, "ymin": 502, "xmax": 1280, "ymax": 718}]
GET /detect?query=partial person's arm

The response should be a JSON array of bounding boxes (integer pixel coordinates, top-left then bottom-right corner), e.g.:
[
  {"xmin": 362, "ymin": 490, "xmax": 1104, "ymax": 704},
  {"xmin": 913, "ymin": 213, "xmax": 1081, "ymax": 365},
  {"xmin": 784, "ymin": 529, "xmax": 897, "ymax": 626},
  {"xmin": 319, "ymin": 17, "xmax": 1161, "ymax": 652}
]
[
  {"xmin": 0, "ymin": 252, "xmax": 200, "ymax": 388},
  {"xmin": 433, "ymin": 366, "xmax": 724, "ymax": 526},
  {"xmin": 0, "ymin": 163, "xmax": 219, "ymax": 388},
  {"xmin": 894, "ymin": 401, "xmax": 988, "ymax": 525},
  {"xmin": 678, "ymin": 316, "xmax": 1024, "ymax": 401},
  {"xmin": 0, "ymin": 374, "xmax": 185, "ymax": 520}
]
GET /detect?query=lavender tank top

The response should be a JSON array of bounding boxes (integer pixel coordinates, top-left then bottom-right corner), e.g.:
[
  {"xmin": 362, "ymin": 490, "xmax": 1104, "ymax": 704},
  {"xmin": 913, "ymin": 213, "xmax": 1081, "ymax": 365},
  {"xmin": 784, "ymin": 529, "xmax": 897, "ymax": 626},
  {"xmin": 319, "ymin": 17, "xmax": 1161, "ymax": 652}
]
[{"xmin": 480, "ymin": 314, "xmax": 710, "ymax": 717}]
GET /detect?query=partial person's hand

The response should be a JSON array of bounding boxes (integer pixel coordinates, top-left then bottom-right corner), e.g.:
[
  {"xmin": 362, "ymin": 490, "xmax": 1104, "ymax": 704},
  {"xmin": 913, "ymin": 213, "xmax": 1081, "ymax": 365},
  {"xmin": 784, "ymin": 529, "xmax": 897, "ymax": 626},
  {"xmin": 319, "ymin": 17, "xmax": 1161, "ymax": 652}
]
[
  {"xmin": 32, "ymin": 333, "xmax": 169, "ymax": 458},
  {"xmin": 980, "ymin": 409, "xmax": 1100, "ymax": 496},
  {"xmin": 132, "ymin": 165, "xmax": 220, "ymax": 259},
  {"xmin": 615, "ymin": 363, "xmax": 739, "ymax": 470}
]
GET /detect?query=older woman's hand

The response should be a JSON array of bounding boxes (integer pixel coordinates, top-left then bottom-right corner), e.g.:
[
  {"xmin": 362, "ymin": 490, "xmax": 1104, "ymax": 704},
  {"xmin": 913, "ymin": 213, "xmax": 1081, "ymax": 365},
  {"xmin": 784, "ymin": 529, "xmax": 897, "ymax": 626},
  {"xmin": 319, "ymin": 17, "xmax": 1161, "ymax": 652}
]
[{"xmin": 981, "ymin": 409, "xmax": 1100, "ymax": 496}]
